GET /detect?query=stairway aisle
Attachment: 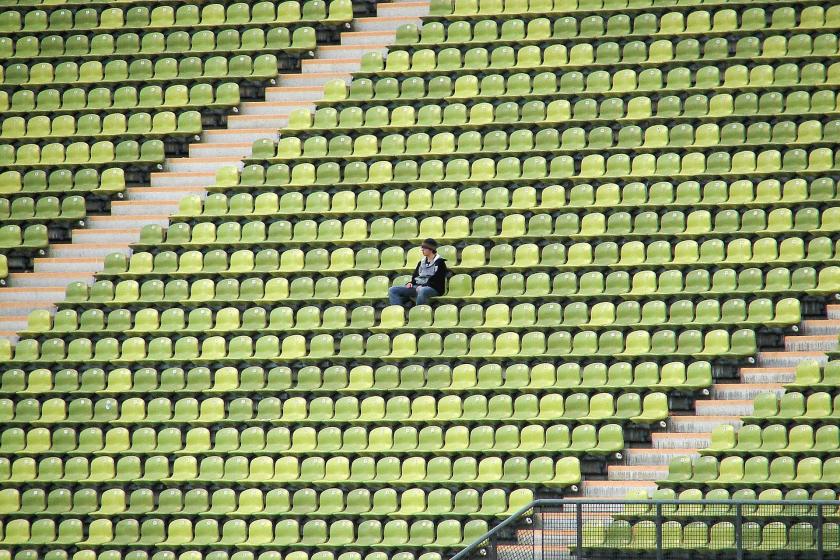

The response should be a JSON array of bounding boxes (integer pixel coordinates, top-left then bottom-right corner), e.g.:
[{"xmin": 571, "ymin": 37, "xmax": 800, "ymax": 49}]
[
  {"xmin": 588, "ymin": 304, "xmax": 840, "ymax": 499},
  {"xmin": 0, "ymin": 0, "xmax": 429, "ymax": 342},
  {"xmin": 494, "ymin": 304, "xmax": 840, "ymax": 560}
]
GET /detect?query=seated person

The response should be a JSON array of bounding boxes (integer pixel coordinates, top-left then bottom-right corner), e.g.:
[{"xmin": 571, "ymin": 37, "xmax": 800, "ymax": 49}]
[{"xmin": 388, "ymin": 238, "xmax": 448, "ymax": 307}]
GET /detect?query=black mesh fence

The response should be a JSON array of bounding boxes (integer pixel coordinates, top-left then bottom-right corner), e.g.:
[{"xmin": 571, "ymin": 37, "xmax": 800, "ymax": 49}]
[{"xmin": 452, "ymin": 499, "xmax": 840, "ymax": 560}]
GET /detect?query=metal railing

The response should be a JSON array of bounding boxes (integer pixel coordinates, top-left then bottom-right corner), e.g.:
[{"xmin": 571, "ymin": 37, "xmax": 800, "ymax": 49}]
[{"xmin": 451, "ymin": 499, "xmax": 840, "ymax": 560}]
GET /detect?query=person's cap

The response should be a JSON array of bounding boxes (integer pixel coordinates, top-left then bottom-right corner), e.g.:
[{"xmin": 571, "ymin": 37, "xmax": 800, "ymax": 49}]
[{"xmin": 421, "ymin": 238, "xmax": 438, "ymax": 251}]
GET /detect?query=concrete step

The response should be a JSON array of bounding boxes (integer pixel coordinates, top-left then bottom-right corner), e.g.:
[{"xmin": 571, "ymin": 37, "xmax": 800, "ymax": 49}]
[
  {"xmin": 651, "ymin": 432, "xmax": 711, "ymax": 449},
  {"xmin": 150, "ymin": 171, "xmax": 217, "ymax": 188},
  {"xmin": 581, "ymin": 480, "xmax": 656, "ymax": 498},
  {"xmin": 49, "ymin": 243, "xmax": 131, "ymax": 259},
  {"xmin": 125, "ymin": 186, "xmax": 205, "ymax": 202},
  {"xmin": 0, "ymin": 287, "xmax": 64, "ymax": 304},
  {"xmin": 188, "ymin": 142, "xmax": 253, "ymax": 159},
  {"xmin": 827, "ymin": 305, "xmax": 840, "ymax": 320},
  {"xmin": 607, "ymin": 465, "xmax": 669, "ymax": 481},
  {"xmin": 541, "ymin": 512, "xmax": 614, "ymax": 530},
  {"xmin": 277, "ymin": 71, "xmax": 348, "ymax": 88},
  {"xmin": 316, "ymin": 43, "xmax": 388, "ymax": 59},
  {"xmin": 668, "ymin": 415, "xmax": 743, "ymax": 433},
  {"xmin": 376, "ymin": 1, "xmax": 429, "ymax": 17},
  {"xmin": 86, "ymin": 215, "xmax": 170, "ymax": 230},
  {"xmin": 757, "ymin": 350, "xmax": 828, "ymax": 367},
  {"xmin": 166, "ymin": 156, "xmax": 241, "ymax": 174},
  {"xmin": 202, "ymin": 128, "xmax": 279, "ymax": 144},
  {"xmin": 0, "ymin": 302, "xmax": 56, "ymax": 316},
  {"xmin": 800, "ymin": 319, "xmax": 840, "ymax": 336},
  {"xmin": 516, "ymin": 530, "xmax": 577, "ymax": 546},
  {"xmin": 6, "ymin": 272, "xmax": 93, "ymax": 288},
  {"xmin": 498, "ymin": 545, "xmax": 571, "ymax": 560},
  {"xmin": 264, "ymin": 85, "xmax": 324, "ymax": 103},
  {"xmin": 239, "ymin": 100, "xmax": 315, "ymax": 116},
  {"xmin": 72, "ymin": 229, "xmax": 141, "ymax": 245},
  {"xmin": 784, "ymin": 334, "xmax": 838, "ymax": 352},
  {"xmin": 227, "ymin": 114, "xmax": 290, "ymax": 130},
  {"xmin": 111, "ymin": 200, "xmax": 180, "ymax": 216},
  {"xmin": 340, "ymin": 30, "xmax": 396, "ymax": 46},
  {"xmin": 710, "ymin": 383, "xmax": 785, "ymax": 400},
  {"xmin": 354, "ymin": 15, "xmax": 420, "ymax": 32},
  {"xmin": 301, "ymin": 57, "xmax": 361, "ymax": 73},
  {"xmin": 33, "ymin": 257, "xmax": 103, "ymax": 274},
  {"xmin": 695, "ymin": 399, "xmax": 753, "ymax": 416},
  {"xmin": 0, "ymin": 332, "xmax": 19, "ymax": 343},
  {"xmin": 622, "ymin": 448, "xmax": 700, "ymax": 466},
  {"xmin": 0, "ymin": 315, "xmax": 28, "ymax": 333},
  {"xmin": 740, "ymin": 367, "xmax": 796, "ymax": 384}
]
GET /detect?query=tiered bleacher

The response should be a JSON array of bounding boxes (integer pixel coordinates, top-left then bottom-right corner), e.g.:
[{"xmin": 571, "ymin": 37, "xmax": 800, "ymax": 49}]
[
  {"xmin": 585, "ymin": 358, "xmax": 840, "ymax": 553},
  {"xmin": 0, "ymin": 0, "xmax": 356, "ymax": 276},
  {"xmin": 1, "ymin": 0, "xmax": 840, "ymax": 557}
]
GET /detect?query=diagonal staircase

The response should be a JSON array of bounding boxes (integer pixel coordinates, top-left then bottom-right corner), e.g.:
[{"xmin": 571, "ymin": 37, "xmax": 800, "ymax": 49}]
[
  {"xmin": 0, "ymin": 0, "xmax": 429, "ymax": 342},
  {"xmin": 585, "ymin": 304, "xmax": 840, "ymax": 499},
  {"xmin": 493, "ymin": 303, "xmax": 840, "ymax": 559}
]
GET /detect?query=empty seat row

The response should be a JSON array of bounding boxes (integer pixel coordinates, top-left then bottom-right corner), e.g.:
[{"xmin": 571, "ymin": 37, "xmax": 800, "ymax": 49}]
[
  {"xmin": 103, "ymin": 236, "xmax": 840, "ymax": 279},
  {"xmin": 580, "ymin": 520, "xmax": 839, "ymax": 552},
  {"xmin": 0, "ymin": 485, "xmax": 532, "ymax": 519},
  {"xmin": 291, "ymin": 90, "xmax": 840, "ymax": 134},
  {"xmin": 0, "ymin": 547, "xmax": 437, "ymax": 560},
  {"xmin": 151, "ymin": 208, "xmax": 840, "ymax": 249},
  {"xmin": 0, "ymin": 140, "xmax": 164, "ymax": 169},
  {"xmin": 663, "ymin": 454, "xmax": 840, "ymax": 487},
  {"xmin": 265, "ymin": 119, "xmax": 840, "ymax": 161},
  {"xmin": 0, "ymin": 1, "xmax": 351, "ymax": 34},
  {"xmin": 0, "ymin": 195, "xmax": 84, "ymax": 223},
  {"xmin": 0, "ymin": 167, "xmax": 124, "ymax": 195},
  {"xmin": 0, "ymin": 111, "xmax": 201, "ymax": 140},
  {"xmin": 705, "ymin": 423, "xmax": 840, "ymax": 456},
  {"xmin": 319, "ymin": 62, "xmax": 839, "ymax": 104},
  {"xmin": 0, "ymin": 82, "xmax": 239, "ymax": 114},
  {"xmin": 22, "ymin": 298, "xmax": 798, "ymax": 338},
  {"xmin": 746, "ymin": 392, "xmax": 840, "ymax": 423},
  {"xmin": 0, "ymin": 223, "xmax": 47, "ymax": 250},
  {"xmin": 0, "ymin": 515, "xmax": 486, "ymax": 549},
  {"xmin": 397, "ymin": 6, "xmax": 834, "ymax": 45},
  {"xmin": 429, "ymin": 0, "xmax": 834, "ymax": 25},
  {"xmin": 356, "ymin": 35, "xmax": 839, "ymax": 78},
  {"xmin": 0, "ymin": 390, "xmax": 664, "ymax": 425},
  {"xmin": 5, "ymin": 327, "xmax": 756, "ymax": 364},
  {"xmin": 183, "ymin": 177, "xmax": 837, "ymax": 218},
  {"xmin": 620, "ymin": 486, "xmax": 840, "ymax": 518},
  {"xmin": 0, "ymin": 27, "xmax": 316, "ymax": 60},
  {"xmin": 211, "ymin": 149, "xmax": 840, "ymax": 192},
  {"xmin": 0, "ymin": 423, "xmax": 624, "ymax": 456},
  {"xmin": 786, "ymin": 360, "xmax": 840, "ymax": 390},
  {"xmin": 1, "ymin": 548, "xmax": 434, "ymax": 560},
  {"xmin": 0, "ymin": 453, "xmax": 582, "ymax": 487},
  {"xmin": 0, "ymin": 360, "xmax": 711, "ymax": 396},
  {"xmin": 2, "ymin": 54, "xmax": 279, "ymax": 86},
  {"xmin": 58, "ymin": 266, "xmax": 840, "ymax": 308}
]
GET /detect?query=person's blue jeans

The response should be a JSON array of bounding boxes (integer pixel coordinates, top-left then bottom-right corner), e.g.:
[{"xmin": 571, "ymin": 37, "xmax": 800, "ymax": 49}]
[{"xmin": 389, "ymin": 285, "xmax": 439, "ymax": 306}]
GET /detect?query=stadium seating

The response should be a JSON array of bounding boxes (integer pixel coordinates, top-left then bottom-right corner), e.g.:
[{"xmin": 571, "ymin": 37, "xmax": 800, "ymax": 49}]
[
  {"xmin": 3, "ymin": 0, "xmax": 840, "ymax": 557},
  {"xmin": 0, "ymin": 0, "xmax": 354, "ymax": 268}
]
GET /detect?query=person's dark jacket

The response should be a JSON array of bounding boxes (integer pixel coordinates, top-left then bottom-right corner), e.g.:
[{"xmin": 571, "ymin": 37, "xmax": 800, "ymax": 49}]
[{"xmin": 411, "ymin": 254, "xmax": 448, "ymax": 294}]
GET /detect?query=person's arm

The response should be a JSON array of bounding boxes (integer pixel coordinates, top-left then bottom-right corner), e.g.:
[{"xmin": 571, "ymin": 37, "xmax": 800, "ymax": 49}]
[
  {"xmin": 429, "ymin": 259, "xmax": 448, "ymax": 293},
  {"xmin": 408, "ymin": 262, "xmax": 420, "ymax": 287}
]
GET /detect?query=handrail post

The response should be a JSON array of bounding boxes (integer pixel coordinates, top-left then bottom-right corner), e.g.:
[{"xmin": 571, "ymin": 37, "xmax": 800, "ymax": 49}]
[
  {"xmin": 655, "ymin": 502, "xmax": 663, "ymax": 560},
  {"xmin": 735, "ymin": 503, "xmax": 743, "ymax": 560},
  {"xmin": 576, "ymin": 502, "xmax": 584, "ymax": 560},
  {"xmin": 817, "ymin": 503, "xmax": 824, "ymax": 560}
]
